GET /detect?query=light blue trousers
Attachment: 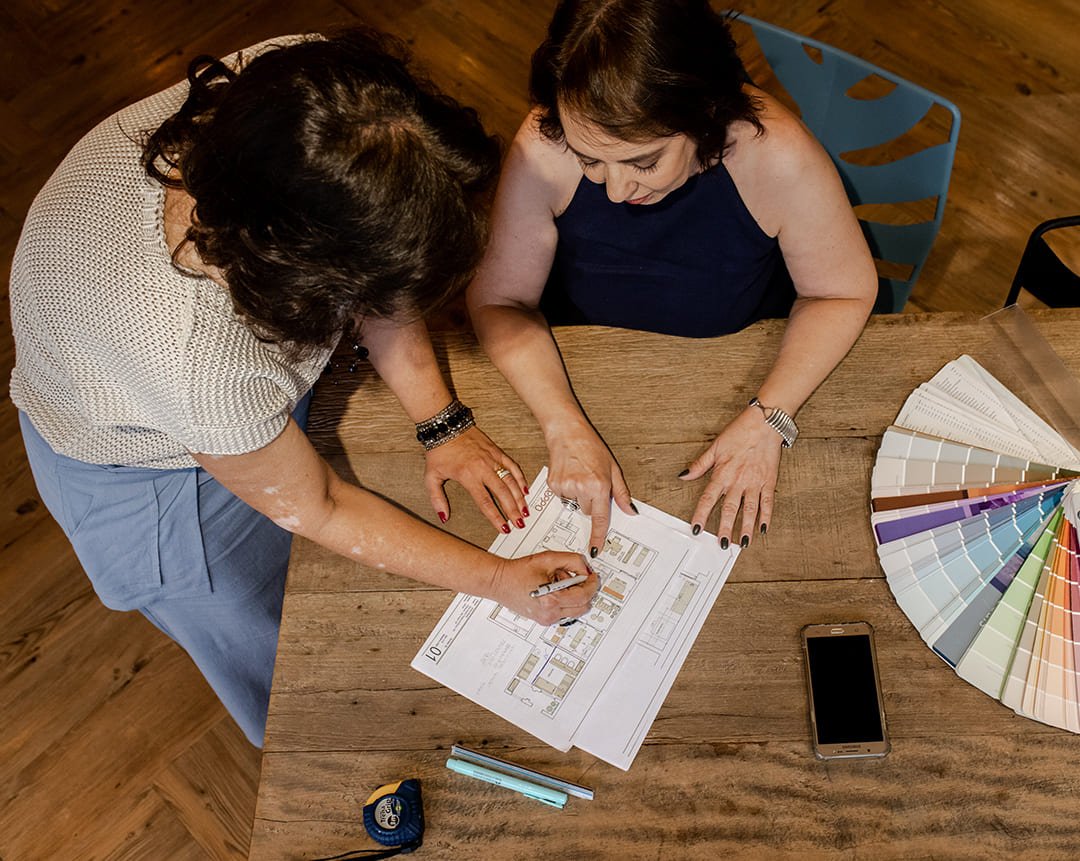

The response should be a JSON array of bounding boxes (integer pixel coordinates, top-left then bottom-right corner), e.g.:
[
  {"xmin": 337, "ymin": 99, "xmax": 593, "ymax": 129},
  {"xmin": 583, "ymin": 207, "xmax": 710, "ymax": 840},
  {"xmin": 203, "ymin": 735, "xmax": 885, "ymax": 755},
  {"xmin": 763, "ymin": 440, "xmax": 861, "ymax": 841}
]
[{"xmin": 18, "ymin": 396, "xmax": 310, "ymax": 746}]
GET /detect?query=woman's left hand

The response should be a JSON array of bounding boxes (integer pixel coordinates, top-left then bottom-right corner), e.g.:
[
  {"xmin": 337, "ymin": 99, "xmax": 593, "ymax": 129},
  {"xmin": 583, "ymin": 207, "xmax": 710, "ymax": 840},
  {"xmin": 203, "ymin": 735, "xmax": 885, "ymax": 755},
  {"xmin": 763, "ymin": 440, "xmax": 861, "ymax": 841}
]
[
  {"xmin": 681, "ymin": 407, "xmax": 784, "ymax": 548},
  {"xmin": 424, "ymin": 426, "xmax": 529, "ymax": 533}
]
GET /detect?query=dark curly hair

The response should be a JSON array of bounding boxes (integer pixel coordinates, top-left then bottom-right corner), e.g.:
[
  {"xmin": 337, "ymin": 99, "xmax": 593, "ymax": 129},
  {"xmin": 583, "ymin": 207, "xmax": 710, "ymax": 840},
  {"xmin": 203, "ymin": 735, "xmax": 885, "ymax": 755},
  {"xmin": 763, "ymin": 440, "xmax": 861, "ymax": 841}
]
[
  {"xmin": 142, "ymin": 29, "xmax": 501, "ymax": 356},
  {"xmin": 529, "ymin": 0, "xmax": 762, "ymax": 166}
]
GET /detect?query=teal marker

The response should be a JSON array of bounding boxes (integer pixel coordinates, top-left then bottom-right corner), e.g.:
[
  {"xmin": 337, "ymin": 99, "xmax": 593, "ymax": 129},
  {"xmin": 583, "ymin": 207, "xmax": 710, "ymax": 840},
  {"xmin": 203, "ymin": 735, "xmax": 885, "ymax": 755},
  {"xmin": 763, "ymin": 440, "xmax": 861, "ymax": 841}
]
[
  {"xmin": 445, "ymin": 757, "xmax": 568, "ymax": 808},
  {"xmin": 450, "ymin": 743, "xmax": 593, "ymax": 800}
]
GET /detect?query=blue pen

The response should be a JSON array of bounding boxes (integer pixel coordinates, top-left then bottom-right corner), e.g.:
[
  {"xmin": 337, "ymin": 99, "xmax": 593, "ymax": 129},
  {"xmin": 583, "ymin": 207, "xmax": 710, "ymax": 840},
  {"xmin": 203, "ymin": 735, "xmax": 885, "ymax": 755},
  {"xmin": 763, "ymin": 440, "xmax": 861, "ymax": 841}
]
[{"xmin": 446, "ymin": 757, "xmax": 568, "ymax": 808}]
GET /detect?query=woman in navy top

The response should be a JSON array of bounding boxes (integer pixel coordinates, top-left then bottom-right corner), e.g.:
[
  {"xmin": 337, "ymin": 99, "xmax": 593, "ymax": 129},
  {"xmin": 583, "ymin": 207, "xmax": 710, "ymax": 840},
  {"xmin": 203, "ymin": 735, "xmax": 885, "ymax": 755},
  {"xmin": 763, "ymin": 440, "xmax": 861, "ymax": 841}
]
[
  {"xmin": 468, "ymin": 0, "xmax": 876, "ymax": 552},
  {"xmin": 542, "ymin": 162, "xmax": 797, "ymax": 336}
]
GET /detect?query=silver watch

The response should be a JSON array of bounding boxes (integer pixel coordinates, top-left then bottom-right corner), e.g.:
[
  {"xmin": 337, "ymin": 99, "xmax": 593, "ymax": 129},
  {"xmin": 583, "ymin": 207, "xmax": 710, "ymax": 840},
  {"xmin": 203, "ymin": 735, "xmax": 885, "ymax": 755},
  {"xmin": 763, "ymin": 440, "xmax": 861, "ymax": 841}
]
[{"xmin": 748, "ymin": 397, "xmax": 799, "ymax": 448}]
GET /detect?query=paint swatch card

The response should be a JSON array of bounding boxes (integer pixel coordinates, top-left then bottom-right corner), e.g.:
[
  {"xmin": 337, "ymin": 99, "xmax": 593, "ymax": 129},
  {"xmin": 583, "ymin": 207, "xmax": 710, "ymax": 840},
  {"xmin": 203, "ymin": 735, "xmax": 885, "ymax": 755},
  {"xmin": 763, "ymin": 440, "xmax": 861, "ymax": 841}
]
[{"xmin": 877, "ymin": 356, "xmax": 1080, "ymax": 734}]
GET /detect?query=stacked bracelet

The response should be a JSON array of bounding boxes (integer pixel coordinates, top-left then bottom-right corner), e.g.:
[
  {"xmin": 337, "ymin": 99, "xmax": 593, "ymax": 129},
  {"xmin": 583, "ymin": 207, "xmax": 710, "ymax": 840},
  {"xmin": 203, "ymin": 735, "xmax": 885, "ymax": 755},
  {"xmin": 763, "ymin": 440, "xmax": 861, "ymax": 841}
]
[
  {"xmin": 415, "ymin": 399, "xmax": 476, "ymax": 451},
  {"xmin": 748, "ymin": 397, "xmax": 799, "ymax": 448}
]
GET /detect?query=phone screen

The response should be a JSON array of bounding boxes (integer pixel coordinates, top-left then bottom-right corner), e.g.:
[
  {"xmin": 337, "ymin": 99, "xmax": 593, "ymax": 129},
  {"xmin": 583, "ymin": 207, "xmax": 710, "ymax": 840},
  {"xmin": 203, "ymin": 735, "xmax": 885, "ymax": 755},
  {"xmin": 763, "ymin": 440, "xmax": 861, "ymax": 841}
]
[{"xmin": 805, "ymin": 632, "xmax": 884, "ymax": 745}]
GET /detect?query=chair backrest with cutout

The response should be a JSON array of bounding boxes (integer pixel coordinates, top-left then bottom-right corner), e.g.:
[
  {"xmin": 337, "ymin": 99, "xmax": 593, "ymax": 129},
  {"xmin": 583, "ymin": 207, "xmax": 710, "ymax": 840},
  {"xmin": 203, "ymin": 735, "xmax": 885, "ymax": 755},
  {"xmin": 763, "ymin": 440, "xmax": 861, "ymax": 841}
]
[{"xmin": 733, "ymin": 14, "xmax": 961, "ymax": 312}]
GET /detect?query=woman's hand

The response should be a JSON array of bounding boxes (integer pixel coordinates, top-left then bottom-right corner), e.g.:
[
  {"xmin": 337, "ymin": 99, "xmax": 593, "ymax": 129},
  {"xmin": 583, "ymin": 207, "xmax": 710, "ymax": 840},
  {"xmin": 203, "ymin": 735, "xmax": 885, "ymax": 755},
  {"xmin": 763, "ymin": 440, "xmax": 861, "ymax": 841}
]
[
  {"xmin": 681, "ymin": 407, "xmax": 784, "ymax": 548},
  {"xmin": 424, "ymin": 426, "xmax": 529, "ymax": 533},
  {"xmin": 489, "ymin": 551, "xmax": 598, "ymax": 625},
  {"xmin": 547, "ymin": 423, "xmax": 636, "ymax": 558}
]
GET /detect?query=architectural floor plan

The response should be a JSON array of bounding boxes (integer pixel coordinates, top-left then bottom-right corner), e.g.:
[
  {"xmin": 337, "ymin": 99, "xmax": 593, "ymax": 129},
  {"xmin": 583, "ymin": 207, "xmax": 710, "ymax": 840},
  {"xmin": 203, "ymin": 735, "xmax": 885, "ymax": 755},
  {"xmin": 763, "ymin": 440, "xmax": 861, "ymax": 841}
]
[{"xmin": 411, "ymin": 468, "xmax": 738, "ymax": 768}]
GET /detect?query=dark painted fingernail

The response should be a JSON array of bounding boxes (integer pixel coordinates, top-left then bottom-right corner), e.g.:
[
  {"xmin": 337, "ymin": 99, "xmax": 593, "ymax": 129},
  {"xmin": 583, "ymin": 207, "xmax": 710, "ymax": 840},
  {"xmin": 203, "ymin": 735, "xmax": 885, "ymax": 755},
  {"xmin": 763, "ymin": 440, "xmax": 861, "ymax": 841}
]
[
  {"xmin": 720, "ymin": 537, "xmax": 729, "ymax": 550},
  {"xmin": 523, "ymin": 507, "xmax": 530, "ymax": 517},
  {"xmin": 760, "ymin": 523, "xmax": 768, "ymax": 535},
  {"xmin": 630, "ymin": 502, "xmax": 639, "ymax": 514},
  {"xmin": 501, "ymin": 523, "xmax": 511, "ymax": 534},
  {"xmin": 692, "ymin": 523, "xmax": 702, "ymax": 536},
  {"xmin": 523, "ymin": 486, "xmax": 530, "ymax": 494},
  {"xmin": 740, "ymin": 534, "xmax": 749, "ymax": 548},
  {"xmin": 678, "ymin": 469, "xmax": 690, "ymax": 478},
  {"xmin": 515, "ymin": 518, "xmax": 525, "ymax": 529},
  {"xmin": 437, "ymin": 511, "xmax": 447, "ymax": 523},
  {"xmin": 590, "ymin": 546, "xmax": 598, "ymax": 558}
]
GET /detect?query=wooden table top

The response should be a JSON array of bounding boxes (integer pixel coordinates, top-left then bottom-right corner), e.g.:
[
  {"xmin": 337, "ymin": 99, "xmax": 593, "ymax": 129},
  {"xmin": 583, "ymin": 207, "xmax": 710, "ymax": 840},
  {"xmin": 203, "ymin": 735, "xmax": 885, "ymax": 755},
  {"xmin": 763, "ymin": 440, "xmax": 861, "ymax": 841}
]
[{"xmin": 250, "ymin": 310, "xmax": 1080, "ymax": 861}]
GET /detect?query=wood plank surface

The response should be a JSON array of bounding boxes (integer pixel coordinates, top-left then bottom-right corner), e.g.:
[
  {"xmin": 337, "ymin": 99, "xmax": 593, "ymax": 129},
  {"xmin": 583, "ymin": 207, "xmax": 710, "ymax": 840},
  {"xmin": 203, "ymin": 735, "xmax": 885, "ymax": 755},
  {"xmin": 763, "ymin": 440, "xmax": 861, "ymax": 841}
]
[
  {"xmin": 264, "ymin": 580, "xmax": 1068, "ymax": 748},
  {"xmin": 308, "ymin": 313, "xmax": 1080, "ymax": 456},
  {"xmin": 254, "ymin": 311, "xmax": 1080, "ymax": 859},
  {"xmin": 288, "ymin": 436, "xmax": 880, "ymax": 589},
  {"xmin": 254, "ymin": 734, "xmax": 1080, "ymax": 861},
  {"xmin": 255, "ymin": 575, "xmax": 1080, "ymax": 861},
  {"xmin": 2, "ymin": 2, "xmax": 1079, "ymax": 859},
  {"xmin": 153, "ymin": 718, "xmax": 263, "ymax": 860}
]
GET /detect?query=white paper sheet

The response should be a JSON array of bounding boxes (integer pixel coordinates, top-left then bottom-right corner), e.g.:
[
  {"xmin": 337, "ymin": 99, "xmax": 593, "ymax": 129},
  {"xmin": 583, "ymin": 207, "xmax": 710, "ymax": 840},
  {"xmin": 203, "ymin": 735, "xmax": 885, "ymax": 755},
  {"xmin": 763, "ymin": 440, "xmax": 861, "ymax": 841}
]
[
  {"xmin": 573, "ymin": 504, "xmax": 735, "ymax": 769},
  {"xmin": 411, "ymin": 468, "xmax": 738, "ymax": 768},
  {"xmin": 895, "ymin": 356, "xmax": 1080, "ymax": 467}
]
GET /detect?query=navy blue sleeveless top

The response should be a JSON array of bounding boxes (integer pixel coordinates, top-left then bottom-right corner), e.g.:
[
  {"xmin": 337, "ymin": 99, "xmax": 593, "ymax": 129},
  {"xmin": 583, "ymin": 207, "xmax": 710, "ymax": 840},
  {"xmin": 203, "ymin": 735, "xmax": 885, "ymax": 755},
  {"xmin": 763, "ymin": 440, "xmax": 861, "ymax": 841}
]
[{"xmin": 541, "ymin": 162, "xmax": 795, "ymax": 337}]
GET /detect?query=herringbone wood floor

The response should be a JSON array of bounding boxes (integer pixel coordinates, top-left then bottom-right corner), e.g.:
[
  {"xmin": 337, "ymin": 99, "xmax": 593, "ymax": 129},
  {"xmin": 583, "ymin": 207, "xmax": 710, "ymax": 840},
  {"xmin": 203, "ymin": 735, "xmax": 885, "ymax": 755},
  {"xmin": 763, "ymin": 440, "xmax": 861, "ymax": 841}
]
[{"xmin": 2, "ymin": 2, "xmax": 1078, "ymax": 858}]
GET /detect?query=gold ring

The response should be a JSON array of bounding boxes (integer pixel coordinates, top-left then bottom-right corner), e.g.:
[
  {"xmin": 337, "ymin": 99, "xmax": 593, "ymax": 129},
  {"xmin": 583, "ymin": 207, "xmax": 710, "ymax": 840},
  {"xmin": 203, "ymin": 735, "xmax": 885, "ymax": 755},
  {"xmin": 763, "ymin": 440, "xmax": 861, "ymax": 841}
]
[{"xmin": 494, "ymin": 467, "xmax": 511, "ymax": 479}]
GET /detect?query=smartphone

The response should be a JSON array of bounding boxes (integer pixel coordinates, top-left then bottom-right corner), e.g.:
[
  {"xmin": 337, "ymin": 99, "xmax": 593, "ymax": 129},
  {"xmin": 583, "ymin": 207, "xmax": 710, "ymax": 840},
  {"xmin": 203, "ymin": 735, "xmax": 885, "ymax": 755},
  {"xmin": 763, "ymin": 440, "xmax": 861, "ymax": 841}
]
[{"xmin": 801, "ymin": 622, "xmax": 890, "ymax": 759}]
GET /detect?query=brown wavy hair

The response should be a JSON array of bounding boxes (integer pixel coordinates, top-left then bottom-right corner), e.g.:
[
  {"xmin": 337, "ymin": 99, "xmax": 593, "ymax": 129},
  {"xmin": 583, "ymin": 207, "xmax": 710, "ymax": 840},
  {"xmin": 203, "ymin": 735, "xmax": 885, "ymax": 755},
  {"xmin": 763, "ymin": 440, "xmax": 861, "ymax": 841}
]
[
  {"xmin": 142, "ymin": 29, "xmax": 500, "ymax": 356},
  {"xmin": 530, "ymin": 0, "xmax": 762, "ymax": 166}
]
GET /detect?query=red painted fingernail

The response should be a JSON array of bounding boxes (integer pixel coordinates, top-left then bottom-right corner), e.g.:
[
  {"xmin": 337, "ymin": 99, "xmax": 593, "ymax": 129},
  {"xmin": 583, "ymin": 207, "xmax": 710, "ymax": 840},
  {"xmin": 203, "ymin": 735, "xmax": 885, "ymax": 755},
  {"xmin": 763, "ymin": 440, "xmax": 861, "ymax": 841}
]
[
  {"xmin": 516, "ymin": 518, "xmax": 525, "ymax": 529},
  {"xmin": 523, "ymin": 507, "xmax": 530, "ymax": 517},
  {"xmin": 523, "ymin": 486, "xmax": 530, "ymax": 494},
  {"xmin": 501, "ymin": 523, "xmax": 511, "ymax": 534},
  {"xmin": 437, "ymin": 512, "xmax": 447, "ymax": 523}
]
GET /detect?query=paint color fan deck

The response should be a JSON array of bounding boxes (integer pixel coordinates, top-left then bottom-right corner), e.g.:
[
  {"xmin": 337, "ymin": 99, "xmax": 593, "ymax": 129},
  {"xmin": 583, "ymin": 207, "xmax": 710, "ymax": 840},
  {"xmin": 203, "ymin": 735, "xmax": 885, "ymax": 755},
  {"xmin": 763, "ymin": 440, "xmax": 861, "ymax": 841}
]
[{"xmin": 873, "ymin": 355, "xmax": 1080, "ymax": 732}]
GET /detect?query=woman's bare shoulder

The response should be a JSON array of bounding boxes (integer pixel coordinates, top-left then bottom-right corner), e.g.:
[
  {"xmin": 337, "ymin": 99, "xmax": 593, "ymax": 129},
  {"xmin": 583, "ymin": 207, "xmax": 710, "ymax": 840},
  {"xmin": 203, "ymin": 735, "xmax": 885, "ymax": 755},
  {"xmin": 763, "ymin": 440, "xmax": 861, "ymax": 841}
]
[
  {"xmin": 723, "ymin": 87, "xmax": 848, "ymax": 237},
  {"xmin": 725, "ymin": 87, "xmax": 832, "ymax": 182},
  {"xmin": 505, "ymin": 108, "xmax": 583, "ymax": 215}
]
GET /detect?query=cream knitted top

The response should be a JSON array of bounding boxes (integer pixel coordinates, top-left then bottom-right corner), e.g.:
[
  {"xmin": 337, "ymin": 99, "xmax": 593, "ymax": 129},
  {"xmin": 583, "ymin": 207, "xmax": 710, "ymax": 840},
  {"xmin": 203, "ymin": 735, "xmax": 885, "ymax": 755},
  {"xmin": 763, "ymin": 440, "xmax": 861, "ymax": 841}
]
[{"xmin": 10, "ymin": 40, "xmax": 334, "ymax": 469}]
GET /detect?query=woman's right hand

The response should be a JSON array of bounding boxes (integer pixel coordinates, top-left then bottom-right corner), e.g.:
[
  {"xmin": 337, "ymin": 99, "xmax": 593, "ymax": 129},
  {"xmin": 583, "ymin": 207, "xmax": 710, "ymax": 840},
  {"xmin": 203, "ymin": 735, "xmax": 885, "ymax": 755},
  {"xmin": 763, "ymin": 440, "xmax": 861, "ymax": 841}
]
[
  {"xmin": 547, "ymin": 424, "xmax": 636, "ymax": 558},
  {"xmin": 489, "ymin": 551, "xmax": 598, "ymax": 625}
]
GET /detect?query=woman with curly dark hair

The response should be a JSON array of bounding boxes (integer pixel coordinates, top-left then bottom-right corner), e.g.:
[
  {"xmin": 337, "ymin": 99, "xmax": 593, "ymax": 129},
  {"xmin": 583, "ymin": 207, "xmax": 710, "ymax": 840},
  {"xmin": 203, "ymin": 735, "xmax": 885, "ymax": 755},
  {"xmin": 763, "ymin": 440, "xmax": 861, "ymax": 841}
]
[
  {"xmin": 468, "ymin": 0, "xmax": 876, "ymax": 557},
  {"xmin": 10, "ymin": 29, "xmax": 596, "ymax": 746}
]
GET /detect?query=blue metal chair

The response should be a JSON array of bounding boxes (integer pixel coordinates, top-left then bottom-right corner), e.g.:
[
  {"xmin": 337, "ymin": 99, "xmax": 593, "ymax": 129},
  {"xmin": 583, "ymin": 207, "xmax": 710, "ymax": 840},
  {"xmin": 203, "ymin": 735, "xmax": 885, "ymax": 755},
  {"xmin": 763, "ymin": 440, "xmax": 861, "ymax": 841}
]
[{"xmin": 731, "ymin": 14, "xmax": 961, "ymax": 313}]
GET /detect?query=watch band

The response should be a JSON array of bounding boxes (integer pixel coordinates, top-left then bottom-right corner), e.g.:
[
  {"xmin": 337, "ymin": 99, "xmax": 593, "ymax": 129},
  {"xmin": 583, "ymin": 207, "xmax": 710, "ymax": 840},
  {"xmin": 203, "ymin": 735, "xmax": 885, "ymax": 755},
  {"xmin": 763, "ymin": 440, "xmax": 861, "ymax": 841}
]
[{"xmin": 748, "ymin": 397, "xmax": 799, "ymax": 448}]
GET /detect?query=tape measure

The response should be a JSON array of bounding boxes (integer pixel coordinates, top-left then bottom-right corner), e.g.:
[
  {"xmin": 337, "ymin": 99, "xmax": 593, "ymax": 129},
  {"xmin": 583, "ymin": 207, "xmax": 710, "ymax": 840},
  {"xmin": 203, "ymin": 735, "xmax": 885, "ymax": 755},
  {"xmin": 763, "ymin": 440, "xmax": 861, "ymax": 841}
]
[
  {"xmin": 363, "ymin": 779, "xmax": 424, "ymax": 852},
  {"xmin": 313, "ymin": 779, "xmax": 424, "ymax": 861}
]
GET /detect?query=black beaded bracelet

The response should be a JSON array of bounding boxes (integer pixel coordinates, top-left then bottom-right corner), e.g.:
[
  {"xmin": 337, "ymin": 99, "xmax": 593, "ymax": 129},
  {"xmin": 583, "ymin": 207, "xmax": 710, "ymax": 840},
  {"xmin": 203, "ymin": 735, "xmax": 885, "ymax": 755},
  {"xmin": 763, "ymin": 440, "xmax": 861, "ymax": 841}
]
[{"xmin": 415, "ymin": 399, "xmax": 476, "ymax": 450}]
